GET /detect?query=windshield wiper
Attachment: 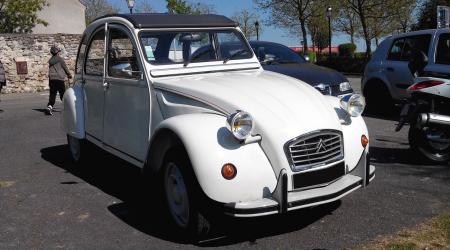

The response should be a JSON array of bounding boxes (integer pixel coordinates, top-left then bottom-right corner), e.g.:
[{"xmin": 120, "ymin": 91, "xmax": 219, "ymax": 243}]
[{"xmin": 223, "ymin": 49, "xmax": 248, "ymax": 64}]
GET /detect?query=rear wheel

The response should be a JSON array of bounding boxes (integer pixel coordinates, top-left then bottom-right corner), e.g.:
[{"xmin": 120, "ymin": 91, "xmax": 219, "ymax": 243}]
[
  {"xmin": 364, "ymin": 81, "xmax": 395, "ymax": 115},
  {"xmin": 409, "ymin": 122, "xmax": 450, "ymax": 163},
  {"xmin": 161, "ymin": 148, "xmax": 211, "ymax": 241}
]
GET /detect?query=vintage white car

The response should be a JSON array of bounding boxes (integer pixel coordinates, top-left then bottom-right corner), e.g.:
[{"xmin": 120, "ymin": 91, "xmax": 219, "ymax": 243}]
[{"xmin": 62, "ymin": 13, "xmax": 375, "ymax": 237}]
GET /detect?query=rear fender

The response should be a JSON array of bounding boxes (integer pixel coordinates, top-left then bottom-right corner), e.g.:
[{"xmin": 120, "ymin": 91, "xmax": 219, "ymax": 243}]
[{"xmin": 61, "ymin": 82, "xmax": 85, "ymax": 139}]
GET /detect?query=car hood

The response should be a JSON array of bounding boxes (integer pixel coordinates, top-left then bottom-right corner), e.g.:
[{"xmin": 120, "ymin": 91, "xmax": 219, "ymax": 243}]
[
  {"xmin": 153, "ymin": 70, "xmax": 343, "ymax": 175},
  {"xmin": 262, "ymin": 63, "xmax": 347, "ymax": 86}
]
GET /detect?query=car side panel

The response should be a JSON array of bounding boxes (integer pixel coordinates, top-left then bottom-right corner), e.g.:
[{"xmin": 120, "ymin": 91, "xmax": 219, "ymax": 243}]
[{"xmin": 154, "ymin": 113, "xmax": 278, "ymax": 204}]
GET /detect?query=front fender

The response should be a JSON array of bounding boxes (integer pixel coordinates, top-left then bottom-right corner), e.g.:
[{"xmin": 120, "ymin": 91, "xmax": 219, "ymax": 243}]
[
  {"xmin": 155, "ymin": 113, "xmax": 277, "ymax": 204},
  {"xmin": 61, "ymin": 83, "xmax": 85, "ymax": 139},
  {"xmin": 325, "ymin": 96, "xmax": 369, "ymax": 171}
]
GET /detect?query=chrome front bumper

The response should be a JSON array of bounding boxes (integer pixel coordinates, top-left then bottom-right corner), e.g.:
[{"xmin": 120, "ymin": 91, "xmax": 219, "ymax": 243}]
[{"xmin": 224, "ymin": 153, "xmax": 375, "ymax": 217}]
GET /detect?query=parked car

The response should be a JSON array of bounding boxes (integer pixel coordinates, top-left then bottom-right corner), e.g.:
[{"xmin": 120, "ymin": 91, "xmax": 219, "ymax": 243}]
[
  {"xmin": 249, "ymin": 41, "xmax": 353, "ymax": 97},
  {"xmin": 362, "ymin": 28, "xmax": 450, "ymax": 110},
  {"xmin": 62, "ymin": 13, "xmax": 375, "ymax": 239}
]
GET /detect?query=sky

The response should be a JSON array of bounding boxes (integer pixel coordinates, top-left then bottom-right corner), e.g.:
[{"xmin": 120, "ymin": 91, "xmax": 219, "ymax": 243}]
[{"xmin": 108, "ymin": 0, "xmax": 367, "ymax": 51}]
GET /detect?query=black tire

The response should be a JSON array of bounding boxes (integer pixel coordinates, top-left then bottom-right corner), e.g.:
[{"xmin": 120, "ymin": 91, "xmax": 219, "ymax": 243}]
[
  {"xmin": 364, "ymin": 81, "xmax": 395, "ymax": 115},
  {"xmin": 161, "ymin": 147, "xmax": 211, "ymax": 241},
  {"xmin": 67, "ymin": 135, "xmax": 86, "ymax": 163},
  {"xmin": 408, "ymin": 123, "xmax": 450, "ymax": 163}
]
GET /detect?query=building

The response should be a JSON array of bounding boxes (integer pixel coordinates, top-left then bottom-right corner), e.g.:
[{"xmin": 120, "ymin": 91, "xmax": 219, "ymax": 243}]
[{"xmin": 32, "ymin": 0, "xmax": 86, "ymax": 34}]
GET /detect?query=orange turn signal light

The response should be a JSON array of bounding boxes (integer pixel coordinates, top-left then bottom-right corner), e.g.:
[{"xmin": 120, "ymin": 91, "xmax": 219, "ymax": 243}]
[
  {"xmin": 361, "ymin": 135, "xmax": 369, "ymax": 148},
  {"xmin": 221, "ymin": 163, "xmax": 237, "ymax": 180}
]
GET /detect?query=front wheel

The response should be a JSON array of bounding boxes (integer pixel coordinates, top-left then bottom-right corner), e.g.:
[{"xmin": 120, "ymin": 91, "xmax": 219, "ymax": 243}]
[
  {"xmin": 409, "ymin": 123, "xmax": 450, "ymax": 163},
  {"xmin": 162, "ymin": 148, "xmax": 211, "ymax": 241}
]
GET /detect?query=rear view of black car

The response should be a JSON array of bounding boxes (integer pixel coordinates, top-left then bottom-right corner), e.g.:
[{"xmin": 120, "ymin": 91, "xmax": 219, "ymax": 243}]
[{"xmin": 249, "ymin": 41, "xmax": 353, "ymax": 97}]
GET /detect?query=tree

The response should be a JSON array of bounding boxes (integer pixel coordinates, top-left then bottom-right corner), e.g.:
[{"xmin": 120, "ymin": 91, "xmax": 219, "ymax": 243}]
[
  {"xmin": 231, "ymin": 9, "xmax": 260, "ymax": 40},
  {"xmin": 255, "ymin": 0, "xmax": 316, "ymax": 52},
  {"xmin": 413, "ymin": 0, "xmax": 450, "ymax": 30},
  {"xmin": 135, "ymin": 0, "xmax": 155, "ymax": 13},
  {"xmin": 0, "ymin": 0, "xmax": 48, "ymax": 33},
  {"xmin": 334, "ymin": 2, "xmax": 360, "ymax": 44},
  {"xmin": 307, "ymin": 8, "xmax": 329, "ymax": 52},
  {"xmin": 166, "ymin": 0, "xmax": 215, "ymax": 15},
  {"xmin": 83, "ymin": 0, "xmax": 118, "ymax": 25}
]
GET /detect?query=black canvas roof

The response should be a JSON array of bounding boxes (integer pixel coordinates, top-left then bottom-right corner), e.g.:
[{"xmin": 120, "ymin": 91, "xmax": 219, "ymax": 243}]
[{"xmin": 97, "ymin": 13, "xmax": 238, "ymax": 28}]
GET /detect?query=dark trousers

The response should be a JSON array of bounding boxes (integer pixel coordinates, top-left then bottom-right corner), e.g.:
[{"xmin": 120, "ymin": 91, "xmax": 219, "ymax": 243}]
[{"xmin": 47, "ymin": 80, "xmax": 66, "ymax": 107}]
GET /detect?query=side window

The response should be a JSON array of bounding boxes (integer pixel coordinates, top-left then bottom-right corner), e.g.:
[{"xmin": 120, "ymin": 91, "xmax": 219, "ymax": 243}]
[
  {"xmin": 401, "ymin": 35, "xmax": 431, "ymax": 61},
  {"xmin": 388, "ymin": 38, "xmax": 404, "ymax": 60},
  {"xmin": 85, "ymin": 30, "xmax": 105, "ymax": 76},
  {"xmin": 75, "ymin": 43, "xmax": 86, "ymax": 74},
  {"xmin": 388, "ymin": 35, "xmax": 431, "ymax": 61},
  {"xmin": 108, "ymin": 28, "xmax": 141, "ymax": 79},
  {"xmin": 436, "ymin": 33, "xmax": 450, "ymax": 65}
]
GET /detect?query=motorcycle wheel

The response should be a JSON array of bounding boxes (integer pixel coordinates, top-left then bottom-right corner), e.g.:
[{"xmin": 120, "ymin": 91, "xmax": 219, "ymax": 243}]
[{"xmin": 409, "ymin": 122, "xmax": 450, "ymax": 163}]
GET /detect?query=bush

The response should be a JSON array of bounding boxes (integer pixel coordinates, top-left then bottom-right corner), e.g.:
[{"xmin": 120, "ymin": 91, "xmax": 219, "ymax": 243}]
[
  {"xmin": 296, "ymin": 51, "xmax": 317, "ymax": 63},
  {"xmin": 338, "ymin": 43, "xmax": 357, "ymax": 57},
  {"xmin": 316, "ymin": 54, "xmax": 367, "ymax": 74}
]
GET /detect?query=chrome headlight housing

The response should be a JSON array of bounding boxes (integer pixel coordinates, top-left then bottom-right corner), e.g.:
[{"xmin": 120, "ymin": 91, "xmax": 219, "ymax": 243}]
[
  {"xmin": 226, "ymin": 111, "xmax": 254, "ymax": 141},
  {"xmin": 340, "ymin": 94, "xmax": 366, "ymax": 117},
  {"xmin": 339, "ymin": 81, "xmax": 352, "ymax": 92}
]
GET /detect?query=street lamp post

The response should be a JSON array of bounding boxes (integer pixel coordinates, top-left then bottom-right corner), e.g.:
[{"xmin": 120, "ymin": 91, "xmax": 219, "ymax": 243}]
[
  {"xmin": 255, "ymin": 21, "xmax": 260, "ymax": 41},
  {"xmin": 126, "ymin": 0, "xmax": 135, "ymax": 14},
  {"xmin": 326, "ymin": 6, "xmax": 332, "ymax": 61}
]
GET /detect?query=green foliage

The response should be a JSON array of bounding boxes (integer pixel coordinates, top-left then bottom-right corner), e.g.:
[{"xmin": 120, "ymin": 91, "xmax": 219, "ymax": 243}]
[
  {"xmin": 338, "ymin": 43, "xmax": 357, "ymax": 57},
  {"xmin": 84, "ymin": 0, "xmax": 118, "ymax": 25},
  {"xmin": 413, "ymin": 0, "xmax": 450, "ymax": 30},
  {"xmin": 385, "ymin": 242, "xmax": 417, "ymax": 250},
  {"xmin": 166, "ymin": 0, "xmax": 214, "ymax": 15},
  {"xmin": 167, "ymin": 0, "xmax": 192, "ymax": 14},
  {"xmin": 316, "ymin": 53, "xmax": 366, "ymax": 74},
  {"xmin": 0, "ymin": 0, "xmax": 48, "ymax": 33}
]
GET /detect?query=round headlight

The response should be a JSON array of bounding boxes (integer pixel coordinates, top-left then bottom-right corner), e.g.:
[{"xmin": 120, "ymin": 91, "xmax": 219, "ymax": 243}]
[
  {"xmin": 339, "ymin": 81, "xmax": 352, "ymax": 92},
  {"xmin": 340, "ymin": 94, "xmax": 366, "ymax": 117},
  {"xmin": 226, "ymin": 111, "xmax": 254, "ymax": 141}
]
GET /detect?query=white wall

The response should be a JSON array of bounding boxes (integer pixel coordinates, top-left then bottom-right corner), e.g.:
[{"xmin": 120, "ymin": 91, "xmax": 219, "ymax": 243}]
[{"xmin": 33, "ymin": 0, "xmax": 86, "ymax": 34}]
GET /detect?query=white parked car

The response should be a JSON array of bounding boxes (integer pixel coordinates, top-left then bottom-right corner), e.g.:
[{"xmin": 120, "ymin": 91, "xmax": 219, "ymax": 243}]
[{"xmin": 62, "ymin": 13, "xmax": 375, "ymax": 238}]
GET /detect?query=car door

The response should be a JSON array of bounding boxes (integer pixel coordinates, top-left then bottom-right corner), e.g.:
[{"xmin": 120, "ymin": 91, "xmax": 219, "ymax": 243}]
[
  {"xmin": 384, "ymin": 34, "xmax": 432, "ymax": 99},
  {"xmin": 103, "ymin": 25, "xmax": 150, "ymax": 163},
  {"xmin": 83, "ymin": 26, "xmax": 107, "ymax": 142}
]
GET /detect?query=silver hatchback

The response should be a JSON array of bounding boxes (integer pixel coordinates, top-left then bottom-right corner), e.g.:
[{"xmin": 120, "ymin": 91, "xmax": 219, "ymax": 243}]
[{"xmin": 362, "ymin": 29, "xmax": 450, "ymax": 109}]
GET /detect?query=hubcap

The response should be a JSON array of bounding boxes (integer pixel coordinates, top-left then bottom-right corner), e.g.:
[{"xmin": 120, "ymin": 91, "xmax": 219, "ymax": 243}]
[
  {"xmin": 68, "ymin": 136, "xmax": 81, "ymax": 161},
  {"xmin": 164, "ymin": 162, "xmax": 190, "ymax": 228}
]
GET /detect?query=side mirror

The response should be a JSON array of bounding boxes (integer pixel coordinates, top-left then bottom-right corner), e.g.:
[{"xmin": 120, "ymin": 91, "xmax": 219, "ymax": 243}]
[
  {"xmin": 257, "ymin": 47, "xmax": 266, "ymax": 62},
  {"xmin": 408, "ymin": 50, "xmax": 428, "ymax": 77}
]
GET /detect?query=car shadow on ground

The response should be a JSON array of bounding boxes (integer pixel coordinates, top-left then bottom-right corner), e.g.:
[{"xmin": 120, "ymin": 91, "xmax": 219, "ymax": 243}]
[{"xmin": 40, "ymin": 144, "xmax": 341, "ymax": 246}]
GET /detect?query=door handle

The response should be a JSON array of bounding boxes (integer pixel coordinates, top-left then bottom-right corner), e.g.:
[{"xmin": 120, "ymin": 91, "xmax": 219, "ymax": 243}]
[
  {"xmin": 103, "ymin": 82, "xmax": 110, "ymax": 89},
  {"xmin": 386, "ymin": 67, "xmax": 395, "ymax": 72}
]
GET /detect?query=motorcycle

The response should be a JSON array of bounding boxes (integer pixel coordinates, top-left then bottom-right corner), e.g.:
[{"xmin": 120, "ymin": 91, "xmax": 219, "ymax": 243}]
[{"xmin": 395, "ymin": 51, "xmax": 450, "ymax": 163}]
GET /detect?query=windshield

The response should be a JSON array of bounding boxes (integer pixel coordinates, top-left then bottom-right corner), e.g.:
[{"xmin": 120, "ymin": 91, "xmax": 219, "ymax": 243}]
[
  {"xmin": 140, "ymin": 29, "xmax": 253, "ymax": 65},
  {"xmin": 251, "ymin": 43, "xmax": 305, "ymax": 64}
]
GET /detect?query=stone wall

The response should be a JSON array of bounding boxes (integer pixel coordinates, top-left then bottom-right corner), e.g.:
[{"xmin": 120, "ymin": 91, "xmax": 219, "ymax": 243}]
[{"xmin": 0, "ymin": 34, "xmax": 82, "ymax": 93}]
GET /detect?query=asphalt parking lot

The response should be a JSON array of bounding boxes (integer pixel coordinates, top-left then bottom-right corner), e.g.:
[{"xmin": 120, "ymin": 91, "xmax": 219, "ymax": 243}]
[{"xmin": 0, "ymin": 78, "xmax": 449, "ymax": 249}]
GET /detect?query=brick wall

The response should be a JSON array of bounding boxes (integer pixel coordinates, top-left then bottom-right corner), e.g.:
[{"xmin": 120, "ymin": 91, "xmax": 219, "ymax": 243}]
[{"xmin": 0, "ymin": 34, "xmax": 82, "ymax": 93}]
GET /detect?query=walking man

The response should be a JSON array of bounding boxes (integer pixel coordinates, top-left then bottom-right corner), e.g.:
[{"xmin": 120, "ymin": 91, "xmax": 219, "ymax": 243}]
[
  {"xmin": 0, "ymin": 60, "xmax": 6, "ymax": 113},
  {"xmin": 47, "ymin": 46, "xmax": 71, "ymax": 115}
]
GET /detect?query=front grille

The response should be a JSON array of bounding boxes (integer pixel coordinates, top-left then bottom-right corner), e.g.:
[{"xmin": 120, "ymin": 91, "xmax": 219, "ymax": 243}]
[{"xmin": 285, "ymin": 130, "xmax": 344, "ymax": 172}]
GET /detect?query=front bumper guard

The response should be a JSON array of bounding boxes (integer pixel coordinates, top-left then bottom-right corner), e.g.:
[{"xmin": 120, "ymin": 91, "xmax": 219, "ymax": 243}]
[{"xmin": 224, "ymin": 153, "xmax": 375, "ymax": 217}]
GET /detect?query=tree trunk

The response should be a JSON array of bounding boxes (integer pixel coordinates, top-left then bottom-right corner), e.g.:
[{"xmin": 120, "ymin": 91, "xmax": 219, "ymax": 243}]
[
  {"xmin": 350, "ymin": 34, "xmax": 354, "ymax": 44},
  {"xmin": 300, "ymin": 18, "xmax": 308, "ymax": 52},
  {"xmin": 357, "ymin": 1, "xmax": 371, "ymax": 59}
]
